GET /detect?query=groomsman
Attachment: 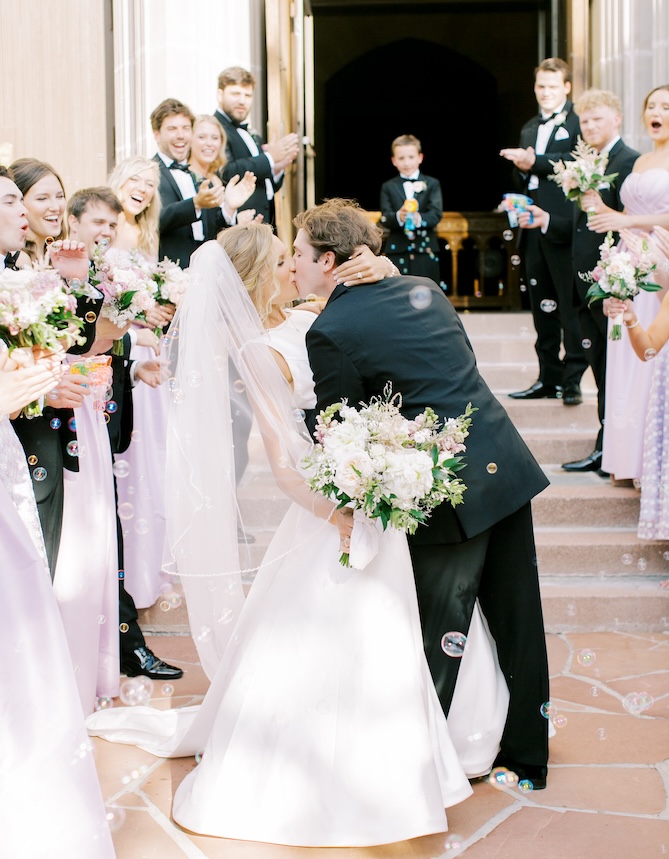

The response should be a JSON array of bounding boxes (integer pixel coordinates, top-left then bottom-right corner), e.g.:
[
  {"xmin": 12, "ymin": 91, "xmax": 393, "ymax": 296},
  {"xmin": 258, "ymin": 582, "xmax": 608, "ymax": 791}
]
[
  {"xmin": 518, "ymin": 90, "xmax": 640, "ymax": 474},
  {"xmin": 501, "ymin": 58, "xmax": 588, "ymax": 406},
  {"xmin": 151, "ymin": 98, "xmax": 233, "ymax": 268},
  {"xmin": 214, "ymin": 66, "xmax": 299, "ymax": 227}
]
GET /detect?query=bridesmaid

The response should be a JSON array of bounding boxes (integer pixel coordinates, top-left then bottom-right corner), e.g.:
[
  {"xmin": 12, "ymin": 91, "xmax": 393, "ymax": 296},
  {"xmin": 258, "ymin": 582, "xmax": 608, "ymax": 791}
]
[
  {"xmin": 586, "ymin": 83, "xmax": 669, "ymax": 484},
  {"xmin": 189, "ymin": 114, "xmax": 258, "ymax": 224},
  {"xmin": 107, "ymin": 156, "xmax": 173, "ymax": 608},
  {"xmin": 0, "ymin": 345, "xmax": 116, "ymax": 858},
  {"xmin": 10, "ymin": 157, "xmax": 67, "ymax": 263}
]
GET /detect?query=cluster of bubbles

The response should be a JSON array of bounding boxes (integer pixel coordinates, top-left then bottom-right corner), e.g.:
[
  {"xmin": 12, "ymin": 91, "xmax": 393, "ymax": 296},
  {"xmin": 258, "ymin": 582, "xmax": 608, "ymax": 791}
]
[
  {"xmin": 440, "ymin": 631, "xmax": 467, "ymax": 657},
  {"xmin": 121, "ymin": 763, "xmax": 150, "ymax": 785},
  {"xmin": 444, "ymin": 833, "xmax": 464, "ymax": 852},
  {"xmin": 119, "ymin": 676, "xmax": 154, "ymax": 707},
  {"xmin": 622, "ymin": 691, "xmax": 653, "ymax": 715},
  {"xmin": 159, "ymin": 590, "xmax": 183, "ymax": 612},
  {"xmin": 540, "ymin": 701, "xmax": 568, "ymax": 729}
]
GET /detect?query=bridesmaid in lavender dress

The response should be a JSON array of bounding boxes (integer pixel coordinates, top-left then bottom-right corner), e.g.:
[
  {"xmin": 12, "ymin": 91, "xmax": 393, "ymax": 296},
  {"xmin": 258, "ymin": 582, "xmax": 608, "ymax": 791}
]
[
  {"xmin": 0, "ymin": 346, "xmax": 115, "ymax": 858},
  {"xmin": 586, "ymin": 85, "xmax": 669, "ymax": 491},
  {"xmin": 107, "ymin": 156, "xmax": 173, "ymax": 609}
]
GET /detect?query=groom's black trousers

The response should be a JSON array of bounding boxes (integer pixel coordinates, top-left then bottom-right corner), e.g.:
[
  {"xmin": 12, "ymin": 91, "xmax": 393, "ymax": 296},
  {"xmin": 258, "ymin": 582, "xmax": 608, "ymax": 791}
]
[{"xmin": 409, "ymin": 502, "xmax": 549, "ymax": 768}]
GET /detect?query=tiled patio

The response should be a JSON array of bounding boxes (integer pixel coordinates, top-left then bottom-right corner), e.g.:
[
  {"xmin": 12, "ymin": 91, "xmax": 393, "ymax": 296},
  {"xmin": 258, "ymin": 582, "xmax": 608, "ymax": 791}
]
[{"xmin": 94, "ymin": 628, "xmax": 669, "ymax": 858}]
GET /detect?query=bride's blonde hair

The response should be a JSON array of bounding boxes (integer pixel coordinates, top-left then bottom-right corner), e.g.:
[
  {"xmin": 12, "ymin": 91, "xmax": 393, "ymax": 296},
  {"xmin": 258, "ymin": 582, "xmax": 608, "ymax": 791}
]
[
  {"xmin": 217, "ymin": 223, "xmax": 280, "ymax": 320},
  {"xmin": 108, "ymin": 156, "xmax": 161, "ymax": 259}
]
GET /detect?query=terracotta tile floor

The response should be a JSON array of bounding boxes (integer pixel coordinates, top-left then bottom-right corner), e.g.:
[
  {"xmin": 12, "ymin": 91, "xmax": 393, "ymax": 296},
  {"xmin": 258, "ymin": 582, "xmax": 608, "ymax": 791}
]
[{"xmin": 95, "ymin": 631, "xmax": 669, "ymax": 858}]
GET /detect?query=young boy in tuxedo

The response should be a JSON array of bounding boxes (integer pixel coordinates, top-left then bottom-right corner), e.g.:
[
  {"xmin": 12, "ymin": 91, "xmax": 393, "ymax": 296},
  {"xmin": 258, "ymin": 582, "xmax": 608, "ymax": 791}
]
[{"xmin": 379, "ymin": 134, "xmax": 443, "ymax": 282}]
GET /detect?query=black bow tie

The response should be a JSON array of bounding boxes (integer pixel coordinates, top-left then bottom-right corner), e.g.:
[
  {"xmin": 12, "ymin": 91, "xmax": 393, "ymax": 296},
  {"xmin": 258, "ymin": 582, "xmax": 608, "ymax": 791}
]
[
  {"xmin": 4, "ymin": 251, "xmax": 19, "ymax": 270},
  {"xmin": 169, "ymin": 161, "xmax": 191, "ymax": 172},
  {"xmin": 538, "ymin": 112, "xmax": 559, "ymax": 125},
  {"xmin": 232, "ymin": 121, "xmax": 249, "ymax": 130}
]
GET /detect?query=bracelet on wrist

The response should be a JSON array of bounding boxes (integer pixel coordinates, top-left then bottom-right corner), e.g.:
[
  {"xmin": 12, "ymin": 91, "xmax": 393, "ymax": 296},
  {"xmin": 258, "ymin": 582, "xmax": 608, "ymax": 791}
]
[{"xmin": 623, "ymin": 316, "xmax": 639, "ymax": 329}]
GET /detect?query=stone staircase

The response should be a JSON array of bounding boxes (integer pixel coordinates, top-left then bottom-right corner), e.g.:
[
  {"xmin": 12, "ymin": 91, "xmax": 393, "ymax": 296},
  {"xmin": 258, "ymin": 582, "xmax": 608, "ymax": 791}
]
[{"xmin": 139, "ymin": 310, "xmax": 669, "ymax": 635}]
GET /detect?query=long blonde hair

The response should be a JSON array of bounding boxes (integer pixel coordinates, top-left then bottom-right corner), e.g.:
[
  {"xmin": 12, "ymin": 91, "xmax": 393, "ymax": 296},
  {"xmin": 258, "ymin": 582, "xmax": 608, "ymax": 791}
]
[
  {"xmin": 217, "ymin": 223, "xmax": 279, "ymax": 320},
  {"xmin": 107, "ymin": 156, "xmax": 161, "ymax": 259}
]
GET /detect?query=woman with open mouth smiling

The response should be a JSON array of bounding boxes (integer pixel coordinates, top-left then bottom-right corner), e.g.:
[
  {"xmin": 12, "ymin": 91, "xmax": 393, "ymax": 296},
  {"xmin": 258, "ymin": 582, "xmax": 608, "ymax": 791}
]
[{"xmin": 9, "ymin": 157, "xmax": 67, "ymax": 263}]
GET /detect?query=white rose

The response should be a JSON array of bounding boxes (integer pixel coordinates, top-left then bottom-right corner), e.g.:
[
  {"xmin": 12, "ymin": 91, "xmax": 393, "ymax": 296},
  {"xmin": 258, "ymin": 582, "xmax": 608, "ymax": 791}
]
[
  {"xmin": 382, "ymin": 449, "xmax": 434, "ymax": 509},
  {"xmin": 334, "ymin": 450, "xmax": 374, "ymax": 498}
]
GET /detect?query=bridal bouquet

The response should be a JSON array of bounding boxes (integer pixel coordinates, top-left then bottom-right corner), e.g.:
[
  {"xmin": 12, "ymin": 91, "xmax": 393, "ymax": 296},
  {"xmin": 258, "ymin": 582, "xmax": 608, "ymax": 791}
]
[
  {"xmin": 89, "ymin": 243, "xmax": 157, "ymax": 353},
  {"xmin": 549, "ymin": 138, "xmax": 618, "ymax": 208},
  {"xmin": 0, "ymin": 267, "xmax": 84, "ymax": 415},
  {"xmin": 579, "ymin": 231, "xmax": 661, "ymax": 339},
  {"xmin": 302, "ymin": 386, "xmax": 475, "ymax": 566}
]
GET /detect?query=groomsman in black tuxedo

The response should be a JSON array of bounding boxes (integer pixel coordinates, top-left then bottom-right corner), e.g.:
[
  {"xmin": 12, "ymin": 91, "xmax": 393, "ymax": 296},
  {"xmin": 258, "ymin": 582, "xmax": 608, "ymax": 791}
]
[
  {"xmin": 297, "ymin": 200, "xmax": 551, "ymax": 788},
  {"xmin": 214, "ymin": 66, "xmax": 299, "ymax": 227},
  {"xmin": 151, "ymin": 98, "xmax": 234, "ymax": 269},
  {"xmin": 517, "ymin": 90, "xmax": 640, "ymax": 475},
  {"xmin": 501, "ymin": 58, "xmax": 588, "ymax": 406}
]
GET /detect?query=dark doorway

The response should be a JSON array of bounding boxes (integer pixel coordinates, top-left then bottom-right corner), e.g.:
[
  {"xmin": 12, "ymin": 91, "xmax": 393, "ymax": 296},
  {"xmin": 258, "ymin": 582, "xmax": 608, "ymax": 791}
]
[{"xmin": 312, "ymin": 1, "xmax": 562, "ymax": 214}]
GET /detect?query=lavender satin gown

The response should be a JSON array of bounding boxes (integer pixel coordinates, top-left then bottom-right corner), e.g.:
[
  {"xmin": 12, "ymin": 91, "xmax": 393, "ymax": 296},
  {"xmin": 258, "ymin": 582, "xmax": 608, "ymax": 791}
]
[
  {"xmin": 0, "ymin": 416, "xmax": 115, "ymax": 858},
  {"xmin": 602, "ymin": 169, "xmax": 669, "ymax": 480}
]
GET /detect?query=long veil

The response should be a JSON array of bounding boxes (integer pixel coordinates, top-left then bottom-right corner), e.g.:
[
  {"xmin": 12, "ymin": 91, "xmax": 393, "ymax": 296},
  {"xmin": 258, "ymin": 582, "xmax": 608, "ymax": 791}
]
[{"xmin": 162, "ymin": 240, "xmax": 334, "ymax": 679}]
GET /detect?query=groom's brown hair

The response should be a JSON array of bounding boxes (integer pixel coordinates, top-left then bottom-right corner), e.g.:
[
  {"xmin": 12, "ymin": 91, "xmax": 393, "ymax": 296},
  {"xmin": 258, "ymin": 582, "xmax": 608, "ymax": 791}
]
[{"xmin": 293, "ymin": 198, "xmax": 383, "ymax": 267}]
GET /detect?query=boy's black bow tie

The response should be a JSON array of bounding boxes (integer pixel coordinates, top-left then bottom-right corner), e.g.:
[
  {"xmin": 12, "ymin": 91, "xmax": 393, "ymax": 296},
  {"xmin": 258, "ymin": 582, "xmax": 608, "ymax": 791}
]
[
  {"xmin": 169, "ymin": 161, "xmax": 191, "ymax": 172},
  {"xmin": 4, "ymin": 251, "xmax": 19, "ymax": 270}
]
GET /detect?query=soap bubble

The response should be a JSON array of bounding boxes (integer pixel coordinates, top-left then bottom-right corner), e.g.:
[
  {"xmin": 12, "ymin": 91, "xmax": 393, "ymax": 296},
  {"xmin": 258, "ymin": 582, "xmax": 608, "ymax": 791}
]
[{"xmin": 440, "ymin": 631, "xmax": 467, "ymax": 657}]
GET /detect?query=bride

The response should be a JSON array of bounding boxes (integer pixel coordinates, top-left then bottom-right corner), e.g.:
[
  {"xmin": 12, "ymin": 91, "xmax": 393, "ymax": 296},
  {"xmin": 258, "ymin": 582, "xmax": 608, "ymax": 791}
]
[{"xmin": 88, "ymin": 224, "xmax": 509, "ymax": 847}]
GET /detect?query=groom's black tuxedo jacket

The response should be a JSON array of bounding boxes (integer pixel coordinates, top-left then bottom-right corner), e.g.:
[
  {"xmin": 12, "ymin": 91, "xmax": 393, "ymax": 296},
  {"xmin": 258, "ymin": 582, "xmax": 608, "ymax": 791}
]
[
  {"xmin": 153, "ymin": 155, "xmax": 227, "ymax": 268},
  {"xmin": 214, "ymin": 109, "xmax": 283, "ymax": 226},
  {"xmin": 306, "ymin": 278, "xmax": 549, "ymax": 544},
  {"xmin": 541, "ymin": 139, "xmax": 640, "ymax": 301}
]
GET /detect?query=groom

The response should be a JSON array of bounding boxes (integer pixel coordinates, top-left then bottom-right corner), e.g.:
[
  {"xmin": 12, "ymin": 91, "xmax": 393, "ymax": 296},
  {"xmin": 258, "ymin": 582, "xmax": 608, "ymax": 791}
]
[{"xmin": 295, "ymin": 200, "xmax": 551, "ymax": 788}]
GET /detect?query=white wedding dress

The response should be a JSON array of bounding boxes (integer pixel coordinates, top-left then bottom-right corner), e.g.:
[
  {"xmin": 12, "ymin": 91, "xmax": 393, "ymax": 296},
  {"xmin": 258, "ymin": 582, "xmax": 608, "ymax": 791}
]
[{"xmin": 89, "ymin": 302, "xmax": 509, "ymax": 847}]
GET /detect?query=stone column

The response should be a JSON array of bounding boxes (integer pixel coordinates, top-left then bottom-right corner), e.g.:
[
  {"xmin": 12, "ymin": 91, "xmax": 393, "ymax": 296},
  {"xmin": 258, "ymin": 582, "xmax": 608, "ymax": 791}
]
[{"xmin": 591, "ymin": 0, "xmax": 669, "ymax": 152}]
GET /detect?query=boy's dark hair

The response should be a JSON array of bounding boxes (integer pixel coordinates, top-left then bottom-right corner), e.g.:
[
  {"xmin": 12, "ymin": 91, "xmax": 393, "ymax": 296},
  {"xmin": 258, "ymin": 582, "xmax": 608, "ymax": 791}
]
[{"xmin": 391, "ymin": 134, "xmax": 422, "ymax": 155}]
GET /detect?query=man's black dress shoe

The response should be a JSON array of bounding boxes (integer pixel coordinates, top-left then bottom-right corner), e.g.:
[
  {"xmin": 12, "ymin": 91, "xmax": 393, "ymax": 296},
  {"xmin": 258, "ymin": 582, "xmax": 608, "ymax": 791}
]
[
  {"xmin": 562, "ymin": 384, "xmax": 583, "ymax": 405},
  {"xmin": 508, "ymin": 381, "xmax": 563, "ymax": 400},
  {"xmin": 562, "ymin": 450, "xmax": 602, "ymax": 472},
  {"xmin": 121, "ymin": 646, "xmax": 184, "ymax": 680},
  {"xmin": 492, "ymin": 753, "xmax": 547, "ymax": 790},
  {"xmin": 597, "ymin": 468, "xmax": 611, "ymax": 479}
]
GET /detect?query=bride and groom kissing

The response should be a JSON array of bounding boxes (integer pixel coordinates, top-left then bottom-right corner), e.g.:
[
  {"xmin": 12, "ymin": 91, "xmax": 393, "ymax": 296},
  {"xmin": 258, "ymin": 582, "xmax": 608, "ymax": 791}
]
[{"xmin": 89, "ymin": 199, "xmax": 550, "ymax": 847}]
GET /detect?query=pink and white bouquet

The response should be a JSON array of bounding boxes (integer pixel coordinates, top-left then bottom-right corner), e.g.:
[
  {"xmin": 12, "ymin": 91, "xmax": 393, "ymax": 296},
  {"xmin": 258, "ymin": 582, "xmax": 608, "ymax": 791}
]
[
  {"xmin": 550, "ymin": 138, "xmax": 618, "ymax": 208},
  {"xmin": 0, "ymin": 267, "xmax": 85, "ymax": 415},
  {"xmin": 145, "ymin": 258, "xmax": 189, "ymax": 335},
  {"xmin": 302, "ymin": 385, "xmax": 475, "ymax": 566},
  {"xmin": 89, "ymin": 244, "xmax": 156, "ymax": 353},
  {"xmin": 580, "ymin": 231, "xmax": 661, "ymax": 339}
]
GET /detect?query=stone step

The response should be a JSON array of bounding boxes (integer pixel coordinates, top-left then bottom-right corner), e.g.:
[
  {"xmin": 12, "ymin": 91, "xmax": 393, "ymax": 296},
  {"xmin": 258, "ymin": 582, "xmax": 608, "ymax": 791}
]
[
  {"xmin": 539, "ymin": 576, "xmax": 668, "ymax": 633},
  {"xmin": 475, "ymin": 362, "xmax": 597, "ymax": 396},
  {"xmin": 523, "ymin": 430, "xmax": 599, "ymax": 464},
  {"xmin": 535, "ymin": 529, "xmax": 669, "ymax": 576},
  {"xmin": 501, "ymin": 397, "xmax": 599, "ymax": 431},
  {"xmin": 532, "ymin": 477, "xmax": 641, "ymax": 528}
]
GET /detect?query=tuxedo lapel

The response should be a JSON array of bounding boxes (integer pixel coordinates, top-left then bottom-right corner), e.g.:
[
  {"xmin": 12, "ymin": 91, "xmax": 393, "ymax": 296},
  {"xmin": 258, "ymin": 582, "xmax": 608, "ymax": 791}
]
[{"xmin": 154, "ymin": 154, "xmax": 183, "ymax": 200}]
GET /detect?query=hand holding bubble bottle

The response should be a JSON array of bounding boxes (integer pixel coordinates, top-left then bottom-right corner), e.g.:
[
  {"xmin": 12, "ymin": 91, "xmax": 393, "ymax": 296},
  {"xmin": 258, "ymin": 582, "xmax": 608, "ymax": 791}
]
[{"xmin": 500, "ymin": 193, "xmax": 534, "ymax": 227}]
